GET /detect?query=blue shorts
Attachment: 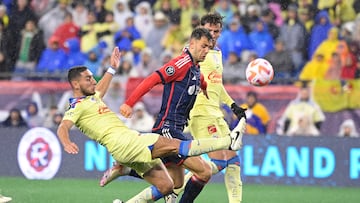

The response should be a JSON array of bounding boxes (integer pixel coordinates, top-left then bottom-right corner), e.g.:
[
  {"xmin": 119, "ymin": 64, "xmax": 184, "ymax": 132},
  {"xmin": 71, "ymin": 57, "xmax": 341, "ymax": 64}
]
[{"xmin": 153, "ymin": 126, "xmax": 192, "ymax": 165}]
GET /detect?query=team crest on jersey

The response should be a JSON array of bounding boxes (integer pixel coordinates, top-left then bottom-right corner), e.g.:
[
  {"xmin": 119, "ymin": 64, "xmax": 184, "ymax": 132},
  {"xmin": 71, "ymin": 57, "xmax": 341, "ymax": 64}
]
[{"xmin": 165, "ymin": 66, "xmax": 175, "ymax": 76}]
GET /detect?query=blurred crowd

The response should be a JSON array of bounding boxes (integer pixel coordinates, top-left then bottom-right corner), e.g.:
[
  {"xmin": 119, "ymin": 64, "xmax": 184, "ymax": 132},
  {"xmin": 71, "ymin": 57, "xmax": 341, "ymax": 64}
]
[
  {"xmin": 0, "ymin": 0, "xmax": 359, "ymax": 83},
  {"xmin": 0, "ymin": 0, "xmax": 360, "ymax": 137}
]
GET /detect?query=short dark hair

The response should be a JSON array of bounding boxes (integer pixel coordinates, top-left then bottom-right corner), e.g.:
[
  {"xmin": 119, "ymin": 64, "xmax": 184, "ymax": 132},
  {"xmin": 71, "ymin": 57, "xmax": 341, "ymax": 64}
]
[
  {"xmin": 68, "ymin": 66, "xmax": 87, "ymax": 83},
  {"xmin": 200, "ymin": 12, "xmax": 224, "ymax": 28},
  {"xmin": 190, "ymin": 27, "xmax": 212, "ymax": 41}
]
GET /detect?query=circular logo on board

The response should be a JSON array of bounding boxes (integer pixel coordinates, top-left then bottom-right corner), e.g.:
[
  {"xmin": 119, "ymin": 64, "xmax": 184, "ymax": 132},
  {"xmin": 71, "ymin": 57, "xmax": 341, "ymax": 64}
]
[{"xmin": 17, "ymin": 127, "xmax": 62, "ymax": 179}]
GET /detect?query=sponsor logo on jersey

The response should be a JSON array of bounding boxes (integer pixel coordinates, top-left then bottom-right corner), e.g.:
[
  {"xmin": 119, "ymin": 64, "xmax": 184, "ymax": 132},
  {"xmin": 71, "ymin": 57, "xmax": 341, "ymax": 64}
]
[
  {"xmin": 17, "ymin": 127, "xmax": 62, "ymax": 179},
  {"xmin": 208, "ymin": 70, "xmax": 222, "ymax": 83},
  {"xmin": 208, "ymin": 125, "xmax": 218, "ymax": 135},
  {"xmin": 165, "ymin": 66, "xmax": 175, "ymax": 76}
]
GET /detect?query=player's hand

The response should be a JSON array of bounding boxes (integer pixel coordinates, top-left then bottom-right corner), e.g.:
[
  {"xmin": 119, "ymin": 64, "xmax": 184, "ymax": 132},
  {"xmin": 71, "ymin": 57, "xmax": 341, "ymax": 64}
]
[
  {"xmin": 231, "ymin": 103, "xmax": 247, "ymax": 120},
  {"xmin": 110, "ymin": 47, "xmax": 121, "ymax": 70},
  {"xmin": 63, "ymin": 142, "xmax": 79, "ymax": 154},
  {"xmin": 120, "ymin": 103, "xmax": 133, "ymax": 118}
]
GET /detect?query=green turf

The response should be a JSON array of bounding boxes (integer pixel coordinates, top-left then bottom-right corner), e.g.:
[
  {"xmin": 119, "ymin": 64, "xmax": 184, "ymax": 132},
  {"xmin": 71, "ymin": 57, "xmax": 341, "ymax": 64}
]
[{"xmin": 0, "ymin": 177, "xmax": 359, "ymax": 203}]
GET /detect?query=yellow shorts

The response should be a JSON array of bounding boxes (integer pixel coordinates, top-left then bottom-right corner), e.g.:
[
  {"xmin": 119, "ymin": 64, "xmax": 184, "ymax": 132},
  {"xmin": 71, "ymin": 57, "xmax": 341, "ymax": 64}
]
[
  {"xmin": 189, "ymin": 116, "xmax": 230, "ymax": 139},
  {"xmin": 101, "ymin": 129, "xmax": 161, "ymax": 176}
]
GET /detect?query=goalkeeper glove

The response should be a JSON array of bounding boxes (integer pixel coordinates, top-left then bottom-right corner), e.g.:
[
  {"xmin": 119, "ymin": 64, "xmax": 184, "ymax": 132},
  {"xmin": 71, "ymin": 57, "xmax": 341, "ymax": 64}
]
[{"xmin": 231, "ymin": 103, "xmax": 247, "ymax": 120}]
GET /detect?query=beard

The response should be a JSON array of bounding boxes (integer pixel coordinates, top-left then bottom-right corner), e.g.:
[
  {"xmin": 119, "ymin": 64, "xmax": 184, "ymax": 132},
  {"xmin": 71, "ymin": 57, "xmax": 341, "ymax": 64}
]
[{"xmin": 81, "ymin": 88, "xmax": 96, "ymax": 96}]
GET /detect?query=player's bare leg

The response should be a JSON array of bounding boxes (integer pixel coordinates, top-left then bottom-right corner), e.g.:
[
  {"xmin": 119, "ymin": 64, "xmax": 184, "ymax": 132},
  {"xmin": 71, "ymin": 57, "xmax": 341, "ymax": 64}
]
[{"xmin": 100, "ymin": 121, "xmax": 245, "ymax": 187}]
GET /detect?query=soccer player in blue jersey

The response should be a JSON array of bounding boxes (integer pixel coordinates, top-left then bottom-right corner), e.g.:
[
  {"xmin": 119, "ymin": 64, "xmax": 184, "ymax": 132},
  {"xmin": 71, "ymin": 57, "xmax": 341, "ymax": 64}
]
[
  {"xmin": 99, "ymin": 28, "xmax": 246, "ymax": 202},
  {"xmin": 57, "ymin": 46, "xmax": 245, "ymax": 203},
  {"xmin": 171, "ymin": 13, "xmax": 248, "ymax": 203}
]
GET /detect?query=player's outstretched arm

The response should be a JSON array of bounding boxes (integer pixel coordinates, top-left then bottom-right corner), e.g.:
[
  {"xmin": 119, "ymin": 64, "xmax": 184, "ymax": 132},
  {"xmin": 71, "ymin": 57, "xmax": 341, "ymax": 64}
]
[
  {"xmin": 96, "ymin": 47, "xmax": 121, "ymax": 98},
  {"xmin": 57, "ymin": 120, "xmax": 79, "ymax": 154}
]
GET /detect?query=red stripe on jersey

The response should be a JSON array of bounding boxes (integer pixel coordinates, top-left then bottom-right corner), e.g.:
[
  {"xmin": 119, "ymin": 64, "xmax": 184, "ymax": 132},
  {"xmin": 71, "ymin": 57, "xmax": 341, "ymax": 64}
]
[
  {"xmin": 152, "ymin": 82, "xmax": 176, "ymax": 130},
  {"xmin": 175, "ymin": 55, "xmax": 191, "ymax": 68}
]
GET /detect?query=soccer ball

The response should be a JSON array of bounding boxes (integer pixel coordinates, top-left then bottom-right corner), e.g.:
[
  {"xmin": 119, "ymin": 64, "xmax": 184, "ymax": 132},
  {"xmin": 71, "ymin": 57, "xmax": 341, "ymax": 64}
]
[{"xmin": 245, "ymin": 58, "xmax": 274, "ymax": 86}]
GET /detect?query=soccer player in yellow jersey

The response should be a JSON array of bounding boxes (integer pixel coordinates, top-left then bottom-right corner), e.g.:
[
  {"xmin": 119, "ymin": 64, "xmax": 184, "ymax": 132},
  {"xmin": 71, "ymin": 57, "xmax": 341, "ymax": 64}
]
[
  {"xmin": 171, "ymin": 13, "xmax": 247, "ymax": 203},
  {"xmin": 57, "ymin": 47, "xmax": 246, "ymax": 202}
]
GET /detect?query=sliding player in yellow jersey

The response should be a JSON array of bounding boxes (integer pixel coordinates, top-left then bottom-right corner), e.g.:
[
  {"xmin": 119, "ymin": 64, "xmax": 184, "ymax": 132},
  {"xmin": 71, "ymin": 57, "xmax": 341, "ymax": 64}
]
[
  {"xmin": 169, "ymin": 13, "xmax": 247, "ymax": 203},
  {"xmin": 57, "ymin": 46, "xmax": 246, "ymax": 202}
]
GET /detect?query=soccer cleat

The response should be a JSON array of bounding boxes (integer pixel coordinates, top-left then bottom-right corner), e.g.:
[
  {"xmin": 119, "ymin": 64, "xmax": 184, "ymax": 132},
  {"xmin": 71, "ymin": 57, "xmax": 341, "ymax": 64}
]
[
  {"xmin": 229, "ymin": 117, "xmax": 246, "ymax": 150},
  {"xmin": 0, "ymin": 194, "xmax": 12, "ymax": 203},
  {"xmin": 164, "ymin": 192, "xmax": 178, "ymax": 203},
  {"xmin": 99, "ymin": 162, "xmax": 130, "ymax": 187}
]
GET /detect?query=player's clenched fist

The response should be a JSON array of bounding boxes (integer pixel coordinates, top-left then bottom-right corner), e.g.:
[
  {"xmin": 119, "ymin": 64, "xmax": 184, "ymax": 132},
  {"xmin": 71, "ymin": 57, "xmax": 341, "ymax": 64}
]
[{"xmin": 120, "ymin": 103, "xmax": 133, "ymax": 118}]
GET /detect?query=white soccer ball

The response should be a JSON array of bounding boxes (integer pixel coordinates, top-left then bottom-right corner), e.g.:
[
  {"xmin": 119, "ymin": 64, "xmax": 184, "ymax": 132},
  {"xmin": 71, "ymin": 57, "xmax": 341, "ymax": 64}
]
[{"xmin": 245, "ymin": 58, "xmax": 274, "ymax": 86}]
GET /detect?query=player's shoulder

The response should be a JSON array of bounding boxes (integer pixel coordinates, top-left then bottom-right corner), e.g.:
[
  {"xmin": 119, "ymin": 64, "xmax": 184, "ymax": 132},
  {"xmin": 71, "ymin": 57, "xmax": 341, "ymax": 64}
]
[{"xmin": 169, "ymin": 52, "xmax": 193, "ymax": 69}]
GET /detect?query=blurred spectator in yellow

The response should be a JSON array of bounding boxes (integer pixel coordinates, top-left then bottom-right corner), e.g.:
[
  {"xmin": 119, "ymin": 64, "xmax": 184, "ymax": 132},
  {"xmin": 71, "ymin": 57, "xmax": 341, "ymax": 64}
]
[
  {"xmin": 0, "ymin": 4, "xmax": 9, "ymax": 27},
  {"xmin": 1, "ymin": 108, "xmax": 27, "ymax": 128},
  {"xmin": 240, "ymin": 91, "xmax": 271, "ymax": 135},
  {"xmin": 131, "ymin": 39, "xmax": 146, "ymax": 66},
  {"xmin": 97, "ymin": 11, "xmax": 119, "ymax": 53},
  {"xmin": 299, "ymin": 53, "xmax": 329, "ymax": 81},
  {"xmin": 179, "ymin": 0, "xmax": 206, "ymax": 38},
  {"xmin": 0, "ymin": 19, "xmax": 11, "ymax": 79},
  {"xmin": 161, "ymin": 21, "xmax": 187, "ymax": 55},
  {"xmin": 338, "ymin": 119, "xmax": 359, "ymax": 138},
  {"xmin": 312, "ymin": 27, "xmax": 339, "ymax": 62},
  {"xmin": 317, "ymin": 0, "xmax": 335, "ymax": 10},
  {"xmin": 280, "ymin": 85, "xmax": 325, "ymax": 136},
  {"xmin": 328, "ymin": 0, "xmax": 356, "ymax": 27},
  {"xmin": 79, "ymin": 11, "xmax": 105, "ymax": 52}
]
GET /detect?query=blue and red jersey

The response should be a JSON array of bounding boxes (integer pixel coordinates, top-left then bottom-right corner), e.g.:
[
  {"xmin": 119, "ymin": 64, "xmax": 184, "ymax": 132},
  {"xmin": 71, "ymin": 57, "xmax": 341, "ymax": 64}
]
[{"xmin": 125, "ymin": 50, "xmax": 206, "ymax": 132}]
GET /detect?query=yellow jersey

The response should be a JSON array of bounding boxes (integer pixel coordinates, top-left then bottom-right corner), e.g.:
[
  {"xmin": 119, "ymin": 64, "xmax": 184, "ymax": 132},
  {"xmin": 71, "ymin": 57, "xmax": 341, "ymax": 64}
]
[{"xmin": 190, "ymin": 49, "xmax": 234, "ymax": 118}]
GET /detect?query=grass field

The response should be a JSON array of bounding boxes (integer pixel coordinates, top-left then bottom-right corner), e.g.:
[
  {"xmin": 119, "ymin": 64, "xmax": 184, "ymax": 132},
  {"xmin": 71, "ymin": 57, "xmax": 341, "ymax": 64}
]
[{"xmin": 0, "ymin": 177, "xmax": 359, "ymax": 203}]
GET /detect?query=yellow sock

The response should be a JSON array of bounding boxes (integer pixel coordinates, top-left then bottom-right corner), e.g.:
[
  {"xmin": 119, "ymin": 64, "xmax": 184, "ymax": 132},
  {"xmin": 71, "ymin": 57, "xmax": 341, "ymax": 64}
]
[
  {"xmin": 225, "ymin": 164, "xmax": 242, "ymax": 203},
  {"xmin": 186, "ymin": 137, "xmax": 230, "ymax": 156},
  {"xmin": 126, "ymin": 186, "xmax": 154, "ymax": 203}
]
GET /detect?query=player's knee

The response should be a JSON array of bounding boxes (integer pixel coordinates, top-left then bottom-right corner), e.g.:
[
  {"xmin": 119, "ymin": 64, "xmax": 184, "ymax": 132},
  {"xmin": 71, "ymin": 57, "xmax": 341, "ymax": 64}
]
[
  {"xmin": 194, "ymin": 162, "xmax": 212, "ymax": 182},
  {"xmin": 155, "ymin": 178, "xmax": 174, "ymax": 195}
]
